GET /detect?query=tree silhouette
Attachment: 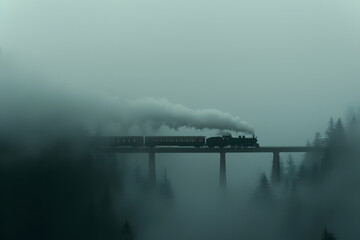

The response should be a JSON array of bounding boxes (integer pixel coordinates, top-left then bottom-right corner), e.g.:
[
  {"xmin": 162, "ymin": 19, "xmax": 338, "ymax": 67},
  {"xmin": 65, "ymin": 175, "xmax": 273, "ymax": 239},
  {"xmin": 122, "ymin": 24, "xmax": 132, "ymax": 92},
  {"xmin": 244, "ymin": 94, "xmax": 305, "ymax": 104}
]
[
  {"xmin": 254, "ymin": 173, "xmax": 271, "ymax": 202},
  {"xmin": 348, "ymin": 115, "xmax": 357, "ymax": 132},
  {"xmin": 0, "ymin": 138, "xmax": 125, "ymax": 240},
  {"xmin": 134, "ymin": 166, "xmax": 146, "ymax": 193},
  {"xmin": 297, "ymin": 162, "xmax": 307, "ymax": 184},
  {"xmin": 325, "ymin": 118, "xmax": 335, "ymax": 145},
  {"xmin": 159, "ymin": 168, "xmax": 174, "ymax": 200},
  {"xmin": 321, "ymin": 228, "xmax": 336, "ymax": 240},
  {"xmin": 313, "ymin": 132, "xmax": 324, "ymax": 147},
  {"xmin": 347, "ymin": 115, "xmax": 358, "ymax": 144},
  {"xmin": 121, "ymin": 221, "xmax": 134, "ymax": 240},
  {"xmin": 284, "ymin": 155, "xmax": 297, "ymax": 192},
  {"xmin": 333, "ymin": 118, "xmax": 346, "ymax": 146}
]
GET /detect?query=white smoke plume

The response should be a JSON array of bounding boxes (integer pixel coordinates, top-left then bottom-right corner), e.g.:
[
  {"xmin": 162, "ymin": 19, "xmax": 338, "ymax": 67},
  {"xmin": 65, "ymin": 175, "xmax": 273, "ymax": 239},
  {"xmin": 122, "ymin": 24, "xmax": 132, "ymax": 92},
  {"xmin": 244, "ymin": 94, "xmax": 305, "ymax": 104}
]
[
  {"xmin": 0, "ymin": 63, "xmax": 254, "ymax": 136},
  {"xmin": 124, "ymin": 98, "xmax": 254, "ymax": 134}
]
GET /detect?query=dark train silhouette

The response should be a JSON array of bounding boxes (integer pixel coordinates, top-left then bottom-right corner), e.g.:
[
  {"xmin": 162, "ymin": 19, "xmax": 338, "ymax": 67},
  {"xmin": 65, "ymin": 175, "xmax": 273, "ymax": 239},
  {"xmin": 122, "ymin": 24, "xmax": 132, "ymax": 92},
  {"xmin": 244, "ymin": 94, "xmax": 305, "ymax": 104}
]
[{"xmin": 94, "ymin": 135, "xmax": 259, "ymax": 148}]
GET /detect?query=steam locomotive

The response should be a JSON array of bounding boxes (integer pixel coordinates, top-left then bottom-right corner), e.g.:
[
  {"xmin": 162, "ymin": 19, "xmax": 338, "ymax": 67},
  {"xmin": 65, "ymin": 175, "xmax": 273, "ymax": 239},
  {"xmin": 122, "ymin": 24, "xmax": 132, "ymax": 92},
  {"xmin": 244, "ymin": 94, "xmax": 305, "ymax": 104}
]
[{"xmin": 93, "ymin": 135, "xmax": 259, "ymax": 148}]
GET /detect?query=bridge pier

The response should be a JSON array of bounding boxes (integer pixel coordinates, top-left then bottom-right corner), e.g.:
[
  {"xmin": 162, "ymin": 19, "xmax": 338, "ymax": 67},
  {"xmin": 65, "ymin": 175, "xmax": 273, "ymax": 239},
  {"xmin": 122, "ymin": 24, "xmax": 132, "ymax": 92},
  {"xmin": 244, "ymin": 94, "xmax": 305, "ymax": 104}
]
[
  {"xmin": 219, "ymin": 151, "xmax": 226, "ymax": 190},
  {"xmin": 271, "ymin": 151, "xmax": 280, "ymax": 184},
  {"xmin": 148, "ymin": 151, "xmax": 156, "ymax": 187}
]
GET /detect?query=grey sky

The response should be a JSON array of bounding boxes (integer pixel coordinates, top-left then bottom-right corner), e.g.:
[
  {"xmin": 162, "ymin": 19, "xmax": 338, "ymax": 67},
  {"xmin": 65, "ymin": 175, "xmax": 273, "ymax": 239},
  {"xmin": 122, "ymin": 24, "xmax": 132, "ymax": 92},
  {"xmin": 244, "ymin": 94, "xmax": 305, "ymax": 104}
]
[{"xmin": 1, "ymin": 0, "xmax": 360, "ymax": 145}]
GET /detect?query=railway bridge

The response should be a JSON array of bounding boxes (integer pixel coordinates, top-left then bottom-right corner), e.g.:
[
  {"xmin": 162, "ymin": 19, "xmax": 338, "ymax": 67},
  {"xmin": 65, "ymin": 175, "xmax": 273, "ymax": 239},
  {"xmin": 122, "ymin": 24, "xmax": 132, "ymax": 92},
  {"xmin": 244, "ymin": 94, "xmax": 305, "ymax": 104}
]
[{"xmin": 97, "ymin": 146, "xmax": 325, "ymax": 189}]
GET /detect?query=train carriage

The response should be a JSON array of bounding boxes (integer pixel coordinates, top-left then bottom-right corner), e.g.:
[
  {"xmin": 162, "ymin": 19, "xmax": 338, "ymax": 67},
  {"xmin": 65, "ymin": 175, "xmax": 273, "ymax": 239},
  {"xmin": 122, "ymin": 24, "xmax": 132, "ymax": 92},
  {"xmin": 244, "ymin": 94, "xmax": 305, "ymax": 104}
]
[
  {"xmin": 145, "ymin": 136, "xmax": 205, "ymax": 147},
  {"xmin": 92, "ymin": 135, "xmax": 259, "ymax": 148},
  {"xmin": 94, "ymin": 136, "xmax": 144, "ymax": 147}
]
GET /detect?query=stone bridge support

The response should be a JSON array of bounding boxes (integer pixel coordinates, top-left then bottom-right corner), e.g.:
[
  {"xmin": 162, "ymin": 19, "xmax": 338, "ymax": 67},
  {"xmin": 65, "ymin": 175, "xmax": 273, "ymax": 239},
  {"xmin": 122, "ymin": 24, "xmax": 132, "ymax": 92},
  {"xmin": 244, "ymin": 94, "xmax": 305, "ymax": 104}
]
[
  {"xmin": 271, "ymin": 151, "xmax": 280, "ymax": 184},
  {"xmin": 220, "ymin": 151, "xmax": 226, "ymax": 190},
  {"xmin": 148, "ymin": 151, "xmax": 156, "ymax": 187}
]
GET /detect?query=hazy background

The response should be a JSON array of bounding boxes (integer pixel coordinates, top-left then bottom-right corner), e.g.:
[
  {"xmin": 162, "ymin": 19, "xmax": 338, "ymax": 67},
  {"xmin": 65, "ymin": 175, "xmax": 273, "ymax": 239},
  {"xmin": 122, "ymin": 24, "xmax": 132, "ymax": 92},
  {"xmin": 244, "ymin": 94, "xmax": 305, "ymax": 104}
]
[
  {"xmin": 1, "ymin": 0, "xmax": 360, "ymax": 145},
  {"xmin": 1, "ymin": 1, "xmax": 360, "ymax": 239}
]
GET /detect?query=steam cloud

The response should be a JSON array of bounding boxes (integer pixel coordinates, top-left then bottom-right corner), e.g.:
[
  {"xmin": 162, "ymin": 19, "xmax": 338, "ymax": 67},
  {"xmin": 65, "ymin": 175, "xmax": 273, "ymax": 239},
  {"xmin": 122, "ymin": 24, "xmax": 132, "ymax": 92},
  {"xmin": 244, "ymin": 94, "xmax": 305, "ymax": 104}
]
[
  {"xmin": 125, "ymin": 98, "xmax": 254, "ymax": 134},
  {"xmin": 0, "ymin": 64, "xmax": 254, "ymax": 136}
]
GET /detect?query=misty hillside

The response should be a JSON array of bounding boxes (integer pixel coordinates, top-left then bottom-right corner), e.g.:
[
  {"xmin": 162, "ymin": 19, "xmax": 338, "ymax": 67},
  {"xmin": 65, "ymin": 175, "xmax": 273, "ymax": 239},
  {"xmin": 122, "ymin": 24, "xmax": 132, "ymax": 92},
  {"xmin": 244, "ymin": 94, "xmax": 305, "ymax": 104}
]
[{"xmin": 1, "ymin": 0, "xmax": 360, "ymax": 239}]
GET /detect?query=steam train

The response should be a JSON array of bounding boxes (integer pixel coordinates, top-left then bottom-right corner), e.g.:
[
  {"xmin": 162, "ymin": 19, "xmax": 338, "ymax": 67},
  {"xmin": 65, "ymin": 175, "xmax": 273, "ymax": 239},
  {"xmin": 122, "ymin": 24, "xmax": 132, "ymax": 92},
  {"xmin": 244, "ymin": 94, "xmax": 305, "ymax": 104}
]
[{"xmin": 93, "ymin": 135, "xmax": 259, "ymax": 148}]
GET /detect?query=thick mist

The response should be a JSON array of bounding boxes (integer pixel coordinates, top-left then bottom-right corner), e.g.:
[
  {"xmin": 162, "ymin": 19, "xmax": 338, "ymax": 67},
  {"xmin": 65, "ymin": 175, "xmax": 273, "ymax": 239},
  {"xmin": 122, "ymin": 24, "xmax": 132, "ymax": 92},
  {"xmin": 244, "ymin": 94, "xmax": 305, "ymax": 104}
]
[
  {"xmin": 1, "ymin": 0, "xmax": 360, "ymax": 239},
  {"xmin": 0, "ymin": 60, "xmax": 253, "ymax": 139},
  {"xmin": 2, "ymin": 0, "xmax": 360, "ymax": 145}
]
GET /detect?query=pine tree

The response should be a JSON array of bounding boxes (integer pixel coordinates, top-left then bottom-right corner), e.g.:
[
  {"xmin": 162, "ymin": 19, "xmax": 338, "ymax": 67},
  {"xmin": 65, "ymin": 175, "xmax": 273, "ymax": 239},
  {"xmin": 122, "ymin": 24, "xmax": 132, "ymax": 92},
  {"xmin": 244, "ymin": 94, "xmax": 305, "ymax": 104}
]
[
  {"xmin": 303, "ymin": 140, "xmax": 312, "ymax": 163},
  {"xmin": 254, "ymin": 173, "xmax": 271, "ymax": 202},
  {"xmin": 134, "ymin": 166, "xmax": 146, "ymax": 193},
  {"xmin": 348, "ymin": 115, "xmax": 357, "ymax": 132},
  {"xmin": 309, "ymin": 133, "xmax": 324, "ymax": 178},
  {"xmin": 334, "ymin": 118, "xmax": 345, "ymax": 141},
  {"xmin": 325, "ymin": 118, "xmax": 335, "ymax": 146},
  {"xmin": 159, "ymin": 168, "xmax": 173, "ymax": 200},
  {"xmin": 285, "ymin": 155, "xmax": 297, "ymax": 191},
  {"xmin": 313, "ymin": 132, "xmax": 323, "ymax": 147},
  {"xmin": 134, "ymin": 166, "xmax": 144, "ymax": 185},
  {"xmin": 287, "ymin": 155, "xmax": 296, "ymax": 175},
  {"xmin": 297, "ymin": 163, "xmax": 307, "ymax": 184},
  {"xmin": 321, "ymin": 118, "xmax": 343, "ymax": 174},
  {"xmin": 347, "ymin": 115, "xmax": 359, "ymax": 149},
  {"xmin": 321, "ymin": 228, "xmax": 336, "ymax": 240},
  {"xmin": 121, "ymin": 221, "xmax": 134, "ymax": 240}
]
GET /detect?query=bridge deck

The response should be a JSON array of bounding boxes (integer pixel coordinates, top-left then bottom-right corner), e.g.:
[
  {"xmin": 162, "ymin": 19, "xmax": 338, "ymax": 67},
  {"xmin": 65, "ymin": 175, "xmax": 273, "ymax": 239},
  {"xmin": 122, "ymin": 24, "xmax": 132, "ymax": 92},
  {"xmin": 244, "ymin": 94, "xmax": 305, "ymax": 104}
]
[{"xmin": 97, "ymin": 146, "xmax": 325, "ymax": 153}]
